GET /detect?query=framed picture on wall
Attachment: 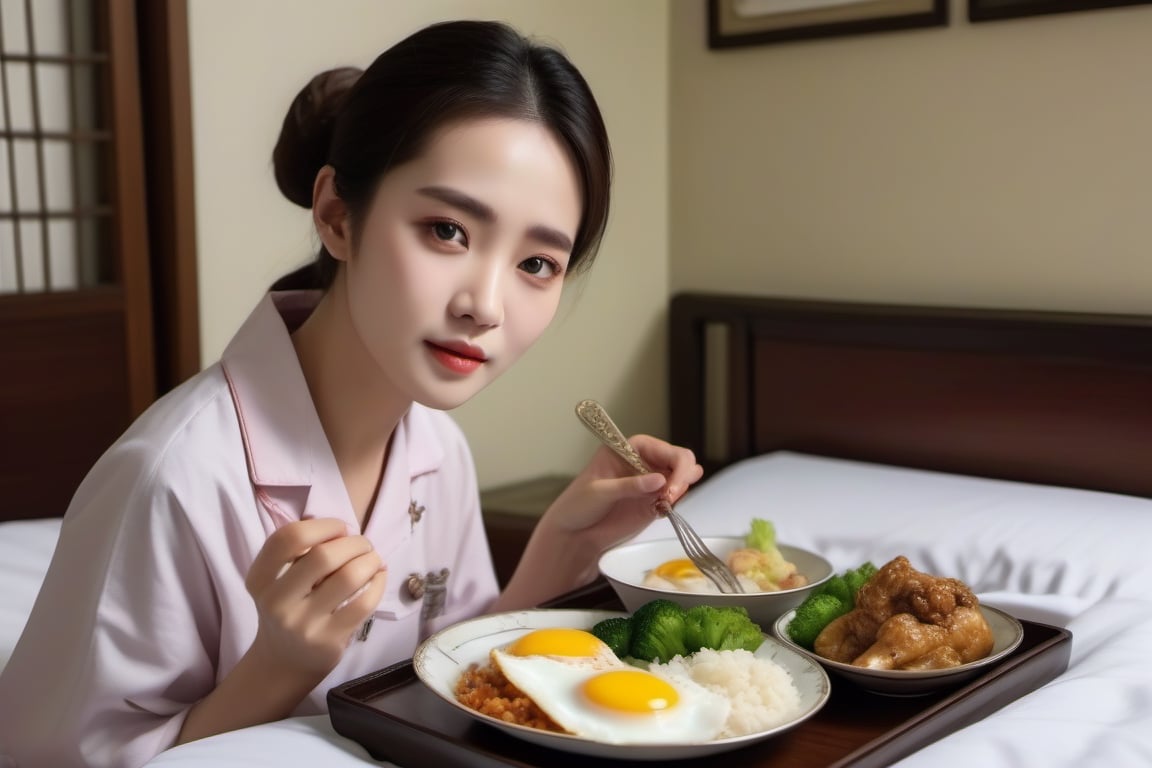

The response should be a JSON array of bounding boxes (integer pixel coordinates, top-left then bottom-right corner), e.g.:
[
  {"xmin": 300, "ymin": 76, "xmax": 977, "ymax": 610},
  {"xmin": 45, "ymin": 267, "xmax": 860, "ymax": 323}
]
[
  {"xmin": 969, "ymin": 0, "xmax": 1152, "ymax": 21},
  {"xmin": 707, "ymin": 0, "xmax": 948, "ymax": 49}
]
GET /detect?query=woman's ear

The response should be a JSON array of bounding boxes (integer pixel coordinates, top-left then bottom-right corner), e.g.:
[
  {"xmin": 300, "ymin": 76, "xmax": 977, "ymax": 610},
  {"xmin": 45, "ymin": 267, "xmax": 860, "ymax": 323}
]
[{"xmin": 312, "ymin": 165, "xmax": 352, "ymax": 262}]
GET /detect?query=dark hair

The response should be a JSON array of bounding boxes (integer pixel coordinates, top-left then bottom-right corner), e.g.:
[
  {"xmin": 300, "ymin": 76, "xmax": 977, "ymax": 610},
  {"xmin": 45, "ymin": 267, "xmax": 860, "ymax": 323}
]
[{"xmin": 271, "ymin": 20, "xmax": 612, "ymax": 291}]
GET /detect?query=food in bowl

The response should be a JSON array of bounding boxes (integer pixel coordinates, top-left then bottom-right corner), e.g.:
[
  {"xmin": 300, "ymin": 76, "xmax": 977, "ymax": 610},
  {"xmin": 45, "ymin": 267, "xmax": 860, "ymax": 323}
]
[
  {"xmin": 791, "ymin": 556, "xmax": 994, "ymax": 671},
  {"xmin": 643, "ymin": 519, "xmax": 808, "ymax": 594},
  {"xmin": 453, "ymin": 617, "xmax": 804, "ymax": 743},
  {"xmin": 785, "ymin": 561, "xmax": 879, "ymax": 648},
  {"xmin": 772, "ymin": 604, "xmax": 1022, "ymax": 697},
  {"xmin": 599, "ymin": 536, "xmax": 834, "ymax": 629}
]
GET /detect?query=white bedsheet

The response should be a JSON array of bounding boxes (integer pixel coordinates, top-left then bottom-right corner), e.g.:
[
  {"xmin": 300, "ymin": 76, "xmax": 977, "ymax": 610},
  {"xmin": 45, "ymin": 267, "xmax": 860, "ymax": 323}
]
[
  {"xmin": 0, "ymin": 519, "xmax": 60, "ymax": 672},
  {"xmin": 4, "ymin": 452, "xmax": 1151, "ymax": 767}
]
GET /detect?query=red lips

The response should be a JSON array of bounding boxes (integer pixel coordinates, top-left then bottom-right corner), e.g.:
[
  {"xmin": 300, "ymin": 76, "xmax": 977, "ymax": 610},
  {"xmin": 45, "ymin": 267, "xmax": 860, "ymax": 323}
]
[{"xmin": 426, "ymin": 341, "xmax": 487, "ymax": 375}]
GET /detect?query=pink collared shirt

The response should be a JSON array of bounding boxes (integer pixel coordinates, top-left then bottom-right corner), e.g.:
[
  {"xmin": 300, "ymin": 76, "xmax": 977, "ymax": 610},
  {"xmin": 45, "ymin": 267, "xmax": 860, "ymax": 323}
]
[{"xmin": 0, "ymin": 292, "xmax": 499, "ymax": 768}]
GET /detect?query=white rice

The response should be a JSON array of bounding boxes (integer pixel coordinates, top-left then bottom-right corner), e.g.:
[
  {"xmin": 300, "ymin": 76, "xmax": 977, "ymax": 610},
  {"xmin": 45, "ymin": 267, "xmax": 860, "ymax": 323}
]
[{"xmin": 649, "ymin": 648, "xmax": 801, "ymax": 737}]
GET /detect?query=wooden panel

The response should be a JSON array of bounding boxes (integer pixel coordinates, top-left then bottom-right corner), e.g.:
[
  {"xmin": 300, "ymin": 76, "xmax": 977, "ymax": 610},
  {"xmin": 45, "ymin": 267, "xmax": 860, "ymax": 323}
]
[
  {"xmin": 0, "ymin": 291, "xmax": 131, "ymax": 520},
  {"xmin": 750, "ymin": 340, "xmax": 1152, "ymax": 497},
  {"xmin": 669, "ymin": 292, "xmax": 1152, "ymax": 498},
  {"xmin": 480, "ymin": 475, "xmax": 572, "ymax": 588}
]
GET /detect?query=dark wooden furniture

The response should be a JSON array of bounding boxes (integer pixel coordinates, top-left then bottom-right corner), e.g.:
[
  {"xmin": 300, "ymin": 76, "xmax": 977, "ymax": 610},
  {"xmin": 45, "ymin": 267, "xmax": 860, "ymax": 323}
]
[
  {"xmin": 669, "ymin": 292, "xmax": 1152, "ymax": 498},
  {"xmin": 480, "ymin": 475, "xmax": 572, "ymax": 588}
]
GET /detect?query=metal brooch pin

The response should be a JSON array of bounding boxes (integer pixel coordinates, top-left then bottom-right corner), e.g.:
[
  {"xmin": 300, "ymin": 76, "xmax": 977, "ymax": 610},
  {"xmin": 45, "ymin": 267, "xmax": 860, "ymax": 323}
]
[
  {"xmin": 408, "ymin": 500, "xmax": 425, "ymax": 531},
  {"xmin": 406, "ymin": 572, "xmax": 426, "ymax": 599},
  {"xmin": 420, "ymin": 567, "xmax": 450, "ymax": 621}
]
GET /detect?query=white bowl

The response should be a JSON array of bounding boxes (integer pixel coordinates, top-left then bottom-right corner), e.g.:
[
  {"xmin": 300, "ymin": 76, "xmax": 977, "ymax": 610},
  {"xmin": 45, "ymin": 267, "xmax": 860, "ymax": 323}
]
[
  {"xmin": 597, "ymin": 537, "xmax": 834, "ymax": 629},
  {"xmin": 772, "ymin": 605, "xmax": 1025, "ymax": 696}
]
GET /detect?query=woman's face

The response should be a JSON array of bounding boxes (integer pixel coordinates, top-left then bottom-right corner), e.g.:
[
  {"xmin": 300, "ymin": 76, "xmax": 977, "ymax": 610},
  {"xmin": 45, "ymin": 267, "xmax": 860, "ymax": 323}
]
[{"xmin": 339, "ymin": 117, "xmax": 582, "ymax": 411}]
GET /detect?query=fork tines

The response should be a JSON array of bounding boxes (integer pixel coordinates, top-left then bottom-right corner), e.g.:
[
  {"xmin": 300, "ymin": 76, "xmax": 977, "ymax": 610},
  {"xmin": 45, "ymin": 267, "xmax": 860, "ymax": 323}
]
[{"xmin": 662, "ymin": 505, "xmax": 744, "ymax": 594}]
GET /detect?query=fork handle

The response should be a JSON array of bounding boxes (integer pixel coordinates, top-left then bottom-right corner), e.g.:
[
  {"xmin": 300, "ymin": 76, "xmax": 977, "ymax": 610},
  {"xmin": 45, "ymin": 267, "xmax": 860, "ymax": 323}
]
[{"xmin": 574, "ymin": 399, "xmax": 652, "ymax": 476}]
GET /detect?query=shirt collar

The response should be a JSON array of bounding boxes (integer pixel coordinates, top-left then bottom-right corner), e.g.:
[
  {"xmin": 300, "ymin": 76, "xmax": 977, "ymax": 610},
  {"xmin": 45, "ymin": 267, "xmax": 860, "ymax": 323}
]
[{"xmin": 220, "ymin": 291, "xmax": 446, "ymax": 493}]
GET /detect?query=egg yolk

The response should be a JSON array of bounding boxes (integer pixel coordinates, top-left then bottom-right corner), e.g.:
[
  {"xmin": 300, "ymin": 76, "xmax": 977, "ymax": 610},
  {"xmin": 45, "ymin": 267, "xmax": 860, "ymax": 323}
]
[
  {"xmin": 507, "ymin": 628, "xmax": 608, "ymax": 658},
  {"xmin": 582, "ymin": 670, "xmax": 680, "ymax": 713},
  {"xmin": 653, "ymin": 558, "xmax": 702, "ymax": 580}
]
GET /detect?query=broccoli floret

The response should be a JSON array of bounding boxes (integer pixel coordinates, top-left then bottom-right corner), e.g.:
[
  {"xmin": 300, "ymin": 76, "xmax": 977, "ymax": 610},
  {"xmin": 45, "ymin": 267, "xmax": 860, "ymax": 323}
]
[
  {"xmin": 623, "ymin": 601, "xmax": 764, "ymax": 662},
  {"xmin": 745, "ymin": 518, "xmax": 777, "ymax": 552},
  {"xmin": 787, "ymin": 593, "xmax": 850, "ymax": 649},
  {"xmin": 683, "ymin": 605, "xmax": 764, "ymax": 653},
  {"xmin": 843, "ymin": 562, "xmax": 878, "ymax": 603},
  {"xmin": 821, "ymin": 574, "xmax": 852, "ymax": 606},
  {"xmin": 627, "ymin": 599, "xmax": 690, "ymax": 662},
  {"xmin": 591, "ymin": 616, "xmax": 633, "ymax": 658}
]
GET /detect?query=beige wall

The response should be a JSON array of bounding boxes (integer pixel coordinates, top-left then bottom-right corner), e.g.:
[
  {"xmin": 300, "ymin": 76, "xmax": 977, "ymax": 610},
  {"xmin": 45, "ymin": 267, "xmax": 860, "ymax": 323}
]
[
  {"xmin": 187, "ymin": 1, "xmax": 670, "ymax": 488},
  {"xmin": 670, "ymin": 1, "xmax": 1152, "ymax": 314}
]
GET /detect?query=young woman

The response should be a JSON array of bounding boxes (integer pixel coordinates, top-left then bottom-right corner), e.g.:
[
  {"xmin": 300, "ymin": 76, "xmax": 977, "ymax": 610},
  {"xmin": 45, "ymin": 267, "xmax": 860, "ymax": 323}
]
[{"xmin": 0, "ymin": 19, "xmax": 701, "ymax": 768}]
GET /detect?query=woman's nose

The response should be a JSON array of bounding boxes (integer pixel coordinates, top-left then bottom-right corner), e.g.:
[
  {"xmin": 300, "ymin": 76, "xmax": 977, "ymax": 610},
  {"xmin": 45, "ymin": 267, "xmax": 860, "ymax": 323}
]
[{"xmin": 450, "ymin": 263, "xmax": 503, "ymax": 327}]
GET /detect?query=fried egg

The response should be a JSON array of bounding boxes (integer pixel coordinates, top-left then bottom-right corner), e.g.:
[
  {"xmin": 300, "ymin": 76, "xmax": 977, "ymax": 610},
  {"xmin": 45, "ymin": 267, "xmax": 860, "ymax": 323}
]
[
  {"xmin": 491, "ymin": 627, "xmax": 730, "ymax": 744},
  {"xmin": 644, "ymin": 558, "xmax": 762, "ymax": 593}
]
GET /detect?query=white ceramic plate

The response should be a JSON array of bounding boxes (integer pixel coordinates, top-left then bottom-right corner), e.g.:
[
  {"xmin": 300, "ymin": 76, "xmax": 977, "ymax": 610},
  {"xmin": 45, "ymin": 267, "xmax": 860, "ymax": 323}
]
[
  {"xmin": 772, "ymin": 605, "xmax": 1025, "ymax": 696},
  {"xmin": 412, "ymin": 608, "xmax": 831, "ymax": 760}
]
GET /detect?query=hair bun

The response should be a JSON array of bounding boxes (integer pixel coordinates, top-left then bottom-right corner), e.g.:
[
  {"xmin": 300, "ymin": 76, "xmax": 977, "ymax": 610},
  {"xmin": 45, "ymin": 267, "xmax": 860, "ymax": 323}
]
[{"xmin": 272, "ymin": 67, "xmax": 362, "ymax": 208}]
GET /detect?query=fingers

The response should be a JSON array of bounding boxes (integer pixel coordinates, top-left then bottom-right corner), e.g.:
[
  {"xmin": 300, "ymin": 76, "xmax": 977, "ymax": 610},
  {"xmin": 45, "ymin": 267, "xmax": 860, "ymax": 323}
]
[
  {"xmin": 309, "ymin": 547, "xmax": 386, "ymax": 613},
  {"xmin": 246, "ymin": 518, "xmax": 349, "ymax": 597},
  {"xmin": 249, "ymin": 524, "xmax": 388, "ymax": 633},
  {"xmin": 633, "ymin": 472, "xmax": 667, "ymax": 494},
  {"xmin": 261, "ymin": 534, "xmax": 378, "ymax": 606},
  {"xmin": 328, "ymin": 568, "xmax": 390, "ymax": 636},
  {"xmin": 627, "ymin": 434, "xmax": 703, "ymax": 502}
]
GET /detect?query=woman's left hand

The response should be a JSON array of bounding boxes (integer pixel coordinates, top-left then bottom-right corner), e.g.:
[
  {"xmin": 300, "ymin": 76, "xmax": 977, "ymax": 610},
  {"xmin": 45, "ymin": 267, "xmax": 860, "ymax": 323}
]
[{"xmin": 545, "ymin": 434, "xmax": 704, "ymax": 553}]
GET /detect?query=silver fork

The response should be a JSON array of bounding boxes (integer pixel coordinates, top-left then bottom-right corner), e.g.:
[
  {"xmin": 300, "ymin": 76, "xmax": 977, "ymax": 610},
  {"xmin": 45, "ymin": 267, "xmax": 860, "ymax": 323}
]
[{"xmin": 574, "ymin": 399, "xmax": 745, "ymax": 594}]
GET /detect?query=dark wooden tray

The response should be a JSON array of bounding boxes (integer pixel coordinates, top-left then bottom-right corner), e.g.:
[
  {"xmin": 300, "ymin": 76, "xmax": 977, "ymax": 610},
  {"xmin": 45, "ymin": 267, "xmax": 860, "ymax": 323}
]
[{"xmin": 328, "ymin": 579, "xmax": 1072, "ymax": 767}]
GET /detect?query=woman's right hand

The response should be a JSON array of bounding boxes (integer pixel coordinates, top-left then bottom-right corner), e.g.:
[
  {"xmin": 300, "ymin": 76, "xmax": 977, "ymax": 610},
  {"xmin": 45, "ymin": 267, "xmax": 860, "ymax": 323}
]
[
  {"xmin": 244, "ymin": 518, "xmax": 387, "ymax": 678},
  {"xmin": 178, "ymin": 519, "xmax": 386, "ymax": 745}
]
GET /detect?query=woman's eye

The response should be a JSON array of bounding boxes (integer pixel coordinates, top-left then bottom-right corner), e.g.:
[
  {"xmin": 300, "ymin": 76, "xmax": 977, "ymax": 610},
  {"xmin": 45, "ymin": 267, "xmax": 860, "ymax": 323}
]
[
  {"xmin": 519, "ymin": 256, "xmax": 562, "ymax": 279},
  {"xmin": 431, "ymin": 220, "xmax": 466, "ymax": 245}
]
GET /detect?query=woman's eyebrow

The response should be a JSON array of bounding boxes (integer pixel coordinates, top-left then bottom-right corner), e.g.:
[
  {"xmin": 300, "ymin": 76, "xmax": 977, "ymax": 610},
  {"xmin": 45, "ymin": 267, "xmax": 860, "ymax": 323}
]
[
  {"xmin": 419, "ymin": 185, "xmax": 494, "ymax": 222},
  {"xmin": 527, "ymin": 225, "xmax": 573, "ymax": 254},
  {"xmin": 417, "ymin": 185, "xmax": 574, "ymax": 253}
]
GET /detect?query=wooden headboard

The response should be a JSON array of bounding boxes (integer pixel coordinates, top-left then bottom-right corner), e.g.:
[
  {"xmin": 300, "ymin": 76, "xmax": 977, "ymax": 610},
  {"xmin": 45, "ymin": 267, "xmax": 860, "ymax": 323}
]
[{"xmin": 669, "ymin": 292, "xmax": 1152, "ymax": 498}]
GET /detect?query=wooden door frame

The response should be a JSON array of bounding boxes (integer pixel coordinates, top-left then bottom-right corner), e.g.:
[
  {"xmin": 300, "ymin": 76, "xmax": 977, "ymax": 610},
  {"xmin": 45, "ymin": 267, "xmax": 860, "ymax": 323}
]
[
  {"xmin": 138, "ymin": 0, "xmax": 200, "ymax": 393},
  {"xmin": 108, "ymin": 0, "xmax": 155, "ymax": 414}
]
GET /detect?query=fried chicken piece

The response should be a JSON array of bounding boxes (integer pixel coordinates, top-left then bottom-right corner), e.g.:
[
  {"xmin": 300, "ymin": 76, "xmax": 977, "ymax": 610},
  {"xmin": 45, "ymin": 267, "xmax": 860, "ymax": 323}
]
[
  {"xmin": 813, "ymin": 556, "xmax": 994, "ymax": 670},
  {"xmin": 813, "ymin": 610, "xmax": 881, "ymax": 664},
  {"xmin": 855, "ymin": 555, "xmax": 977, "ymax": 625},
  {"xmin": 853, "ymin": 607, "xmax": 992, "ymax": 669},
  {"xmin": 900, "ymin": 645, "xmax": 963, "ymax": 671}
]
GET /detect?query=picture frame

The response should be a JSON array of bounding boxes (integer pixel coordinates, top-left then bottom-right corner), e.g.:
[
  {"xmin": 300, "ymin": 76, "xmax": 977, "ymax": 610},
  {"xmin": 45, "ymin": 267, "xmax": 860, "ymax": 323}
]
[
  {"xmin": 969, "ymin": 0, "xmax": 1152, "ymax": 22},
  {"xmin": 707, "ymin": 0, "xmax": 948, "ymax": 49}
]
